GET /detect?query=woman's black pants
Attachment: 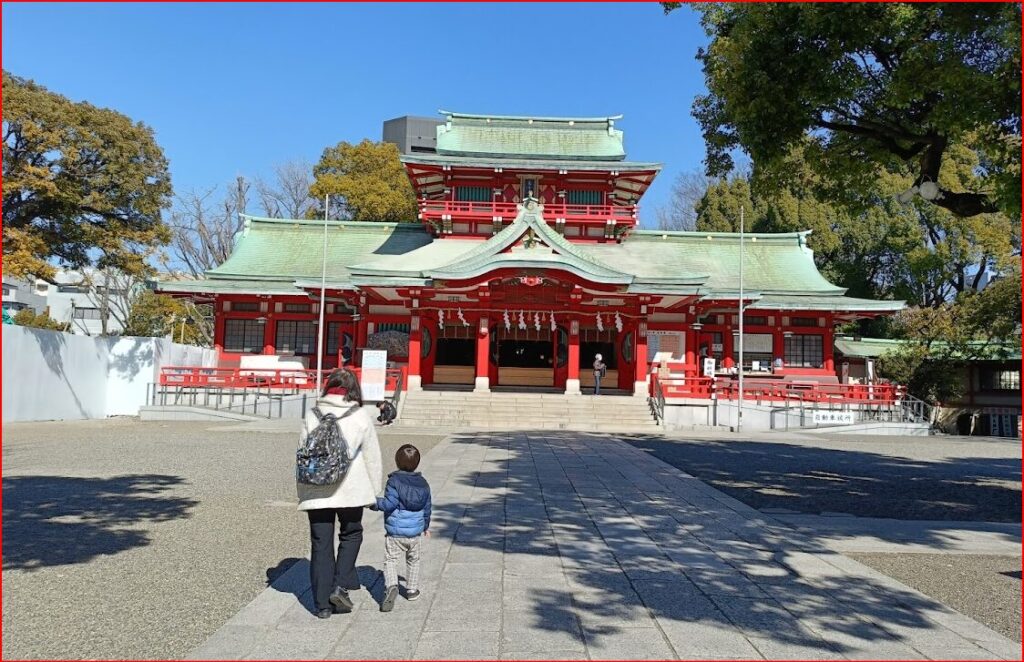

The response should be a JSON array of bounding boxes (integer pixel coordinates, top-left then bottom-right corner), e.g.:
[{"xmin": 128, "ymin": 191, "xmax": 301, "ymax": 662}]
[{"xmin": 306, "ymin": 506, "xmax": 363, "ymax": 610}]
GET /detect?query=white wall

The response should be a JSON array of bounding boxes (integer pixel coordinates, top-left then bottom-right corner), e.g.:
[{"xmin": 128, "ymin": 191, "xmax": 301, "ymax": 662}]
[{"xmin": 3, "ymin": 326, "xmax": 216, "ymax": 422}]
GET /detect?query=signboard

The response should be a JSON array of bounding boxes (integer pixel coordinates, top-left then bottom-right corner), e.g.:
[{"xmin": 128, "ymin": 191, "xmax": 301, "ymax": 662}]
[
  {"xmin": 812, "ymin": 411, "xmax": 855, "ymax": 426},
  {"xmin": 702, "ymin": 358, "xmax": 716, "ymax": 378},
  {"xmin": 711, "ymin": 343, "xmax": 723, "ymax": 352},
  {"xmin": 361, "ymin": 350, "xmax": 388, "ymax": 401},
  {"xmin": 647, "ymin": 331, "xmax": 684, "ymax": 361}
]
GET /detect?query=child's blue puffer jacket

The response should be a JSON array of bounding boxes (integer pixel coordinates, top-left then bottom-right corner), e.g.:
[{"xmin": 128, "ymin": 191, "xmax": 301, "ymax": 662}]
[{"xmin": 375, "ymin": 470, "xmax": 432, "ymax": 537}]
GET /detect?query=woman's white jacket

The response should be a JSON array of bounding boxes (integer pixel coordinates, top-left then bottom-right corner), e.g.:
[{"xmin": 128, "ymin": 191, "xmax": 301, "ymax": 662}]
[{"xmin": 296, "ymin": 395, "xmax": 383, "ymax": 511}]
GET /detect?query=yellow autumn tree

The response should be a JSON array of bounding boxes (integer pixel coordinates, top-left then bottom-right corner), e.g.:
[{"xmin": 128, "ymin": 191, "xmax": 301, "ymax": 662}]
[{"xmin": 310, "ymin": 140, "xmax": 417, "ymax": 222}]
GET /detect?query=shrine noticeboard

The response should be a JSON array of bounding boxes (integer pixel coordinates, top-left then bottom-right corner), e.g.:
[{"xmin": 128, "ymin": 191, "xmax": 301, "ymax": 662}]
[{"xmin": 361, "ymin": 350, "xmax": 388, "ymax": 401}]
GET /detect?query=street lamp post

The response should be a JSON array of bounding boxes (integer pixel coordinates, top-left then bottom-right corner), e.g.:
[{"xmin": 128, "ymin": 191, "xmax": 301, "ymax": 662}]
[
  {"xmin": 737, "ymin": 206, "xmax": 744, "ymax": 434},
  {"xmin": 315, "ymin": 194, "xmax": 329, "ymax": 395}
]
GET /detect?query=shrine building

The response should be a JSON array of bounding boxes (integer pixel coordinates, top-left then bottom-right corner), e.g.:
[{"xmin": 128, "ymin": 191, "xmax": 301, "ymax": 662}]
[{"xmin": 159, "ymin": 111, "xmax": 904, "ymax": 396}]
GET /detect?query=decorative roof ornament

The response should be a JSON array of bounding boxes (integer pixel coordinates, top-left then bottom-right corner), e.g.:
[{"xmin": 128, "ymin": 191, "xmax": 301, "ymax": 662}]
[
  {"xmin": 550, "ymin": 311, "xmax": 557, "ymax": 332},
  {"xmin": 518, "ymin": 310, "xmax": 527, "ymax": 330},
  {"xmin": 438, "ymin": 308, "xmax": 445, "ymax": 329},
  {"xmin": 534, "ymin": 312, "xmax": 541, "ymax": 332},
  {"xmin": 457, "ymin": 308, "xmax": 469, "ymax": 327},
  {"xmin": 614, "ymin": 311, "xmax": 623, "ymax": 333},
  {"xmin": 503, "ymin": 309, "xmax": 511, "ymax": 331},
  {"xmin": 596, "ymin": 312, "xmax": 604, "ymax": 332}
]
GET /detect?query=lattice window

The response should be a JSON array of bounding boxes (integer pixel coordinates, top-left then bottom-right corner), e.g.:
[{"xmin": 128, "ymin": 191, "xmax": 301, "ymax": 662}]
[
  {"xmin": 224, "ymin": 319, "xmax": 263, "ymax": 353},
  {"xmin": 567, "ymin": 190, "xmax": 603, "ymax": 205},
  {"xmin": 455, "ymin": 186, "xmax": 491, "ymax": 202},
  {"xmin": 275, "ymin": 320, "xmax": 316, "ymax": 355},
  {"xmin": 784, "ymin": 334, "xmax": 823, "ymax": 368}
]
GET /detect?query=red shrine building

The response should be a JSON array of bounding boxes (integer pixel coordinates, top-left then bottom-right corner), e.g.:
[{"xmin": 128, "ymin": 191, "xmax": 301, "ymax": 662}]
[{"xmin": 160, "ymin": 111, "xmax": 903, "ymax": 397}]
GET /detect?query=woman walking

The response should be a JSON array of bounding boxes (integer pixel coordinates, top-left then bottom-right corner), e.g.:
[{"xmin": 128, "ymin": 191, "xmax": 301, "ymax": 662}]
[{"xmin": 297, "ymin": 368, "xmax": 383, "ymax": 618}]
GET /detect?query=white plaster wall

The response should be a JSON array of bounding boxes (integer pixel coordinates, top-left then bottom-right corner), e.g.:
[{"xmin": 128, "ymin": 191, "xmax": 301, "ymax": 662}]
[
  {"xmin": 3, "ymin": 326, "xmax": 110, "ymax": 421},
  {"xmin": 3, "ymin": 326, "xmax": 217, "ymax": 422}
]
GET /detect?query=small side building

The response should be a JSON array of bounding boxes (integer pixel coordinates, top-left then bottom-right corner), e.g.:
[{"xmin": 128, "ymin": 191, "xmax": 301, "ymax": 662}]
[{"xmin": 835, "ymin": 337, "xmax": 1021, "ymax": 437}]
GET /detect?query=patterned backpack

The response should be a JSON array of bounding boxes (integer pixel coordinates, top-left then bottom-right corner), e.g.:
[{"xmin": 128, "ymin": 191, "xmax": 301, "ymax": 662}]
[{"xmin": 296, "ymin": 406, "xmax": 357, "ymax": 486}]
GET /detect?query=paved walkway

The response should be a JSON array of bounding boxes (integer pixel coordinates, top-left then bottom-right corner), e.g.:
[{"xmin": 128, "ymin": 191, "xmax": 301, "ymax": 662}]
[{"xmin": 188, "ymin": 431, "xmax": 1020, "ymax": 660}]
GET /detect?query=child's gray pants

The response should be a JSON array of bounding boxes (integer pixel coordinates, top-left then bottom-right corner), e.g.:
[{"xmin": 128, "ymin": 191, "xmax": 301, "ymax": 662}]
[{"xmin": 384, "ymin": 535, "xmax": 422, "ymax": 590}]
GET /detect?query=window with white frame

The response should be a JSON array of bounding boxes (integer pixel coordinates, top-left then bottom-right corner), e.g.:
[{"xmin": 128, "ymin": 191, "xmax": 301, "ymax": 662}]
[{"xmin": 784, "ymin": 334, "xmax": 824, "ymax": 368}]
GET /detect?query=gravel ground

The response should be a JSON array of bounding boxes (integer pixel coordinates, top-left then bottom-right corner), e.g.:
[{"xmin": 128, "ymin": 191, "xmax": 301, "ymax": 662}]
[
  {"xmin": 848, "ymin": 553, "xmax": 1022, "ymax": 642},
  {"xmin": 628, "ymin": 432, "xmax": 1022, "ymax": 521},
  {"xmin": 2, "ymin": 418, "xmax": 445, "ymax": 660}
]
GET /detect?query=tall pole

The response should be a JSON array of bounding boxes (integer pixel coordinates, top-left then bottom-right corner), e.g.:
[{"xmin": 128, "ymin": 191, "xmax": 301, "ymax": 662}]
[
  {"xmin": 737, "ymin": 206, "xmax": 744, "ymax": 433},
  {"xmin": 315, "ymin": 194, "xmax": 329, "ymax": 394}
]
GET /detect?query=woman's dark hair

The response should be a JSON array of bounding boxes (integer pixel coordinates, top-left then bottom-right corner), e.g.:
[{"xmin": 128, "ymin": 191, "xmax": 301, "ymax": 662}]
[
  {"xmin": 395, "ymin": 444, "xmax": 421, "ymax": 472},
  {"xmin": 322, "ymin": 368, "xmax": 363, "ymax": 405}
]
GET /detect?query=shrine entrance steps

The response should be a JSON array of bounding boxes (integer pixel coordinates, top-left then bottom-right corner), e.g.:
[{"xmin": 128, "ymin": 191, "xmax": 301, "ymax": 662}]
[{"xmin": 398, "ymin": 389, "xmax": 659, "ymax": 431}]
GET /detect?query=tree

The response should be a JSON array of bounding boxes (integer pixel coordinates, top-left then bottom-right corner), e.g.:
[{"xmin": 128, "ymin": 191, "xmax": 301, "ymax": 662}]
[
  {"xmin": 164, "ymin": 178, "xmax": 248, "ymax": 279},
  {"xmin": 122, "ymin": 290, "xmax": 212, "ymax": 346},
  {"xmin": 672, "ymin": 3, "xmax": 1021, "ymax": 218},
  {"xmin": 654, "ymin": 169, "xmax": 713, "ymax": 231},
  {"xmin": 2, "ymin": 71, "xmax": 172, "ymax": 281},
  {"xmin": 256, "ymin": 160, "xmax": 319, "ymax": 219},
  {"xmin": 12, "ymin": 308, "xmax": 69, "ymax": 332},
  {"xmin": 310, "ymin": 140, "xmax": 417, "ymax": 222}
]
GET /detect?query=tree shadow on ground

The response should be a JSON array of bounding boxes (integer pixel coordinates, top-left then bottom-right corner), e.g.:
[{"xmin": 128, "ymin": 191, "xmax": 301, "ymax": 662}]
[
  {"xmin": 627, "ymin": 435, "xmax": 1021, "ymax": 523},
  {"xmin": 2, "ymin": 474, "xmax": 197, "ymax": 571},
  {"xmin": 430, "ymin": 430, "xmax": 1005, "ymax": 656}
]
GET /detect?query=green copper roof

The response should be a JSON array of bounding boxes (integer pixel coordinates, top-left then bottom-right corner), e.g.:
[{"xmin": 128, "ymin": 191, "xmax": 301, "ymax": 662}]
[
  {"xmin": 435, "ymin": 111, "xmax": 626, "ymax": 161},
  {"xmin": 157, "ymin": 214, "xmax": 904, "ymax": 317},
  {"xmin": 836, "ymin": 337, "xmax": 1021, "ymax": 360},
  {"xmin": 157, "ymin": 216, "xmax": 432, "ymax": 295},
  {"xmin": 402, "ymin": 153, "xmax": 659, "ymax": 173}
]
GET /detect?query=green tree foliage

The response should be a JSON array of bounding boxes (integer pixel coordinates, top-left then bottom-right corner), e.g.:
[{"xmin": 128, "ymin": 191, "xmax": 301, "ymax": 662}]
[
  {"xmin": 2, "ymin": 72, "xmax": 173, "ymax": 281},
  {"xmin": 122, "ymin": 291, "xmax": 211, "ymax": 345},
  {"xmin": 694, "ymin": 145, "xmax": 1021, "ymax": 307},
  {"xmin": 12, "ymin": 308, "xmax": 69, "ymax": 332},
  {"xmin": 310, "ymin": 140, "xmax": 417, "ymax": 222},
  {"xmin": 672, "ymin": 3, "xmax": 1021, "ymax": 218}
]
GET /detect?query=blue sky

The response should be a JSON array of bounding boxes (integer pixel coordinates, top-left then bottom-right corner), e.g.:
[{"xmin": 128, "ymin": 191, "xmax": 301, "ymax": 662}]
[{"xmin": 2, "ymin": 3, "xmax": 712, "ymax": 225}]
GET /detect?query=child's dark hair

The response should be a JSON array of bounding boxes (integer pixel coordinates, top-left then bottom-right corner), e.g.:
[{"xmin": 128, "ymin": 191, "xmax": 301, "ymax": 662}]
[
  {"xmin": 395, "ymin": 444, "xmax": 420, "ymax": 472},
  {"xmin": 321, "ymin": 368, "xmax": 363, "ymax": 405}
]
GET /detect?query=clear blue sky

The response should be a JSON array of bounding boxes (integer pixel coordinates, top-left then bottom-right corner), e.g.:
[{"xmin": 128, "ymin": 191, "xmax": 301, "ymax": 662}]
[{"xmin": 2, "ymin": 3, "xmax": 712, "ymax": 225}]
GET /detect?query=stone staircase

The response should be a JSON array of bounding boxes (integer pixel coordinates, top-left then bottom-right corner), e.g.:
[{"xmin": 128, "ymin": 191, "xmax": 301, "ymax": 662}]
[{"xmin": 397, "ymin": 390, "xmax": 659, "ymax": 431}]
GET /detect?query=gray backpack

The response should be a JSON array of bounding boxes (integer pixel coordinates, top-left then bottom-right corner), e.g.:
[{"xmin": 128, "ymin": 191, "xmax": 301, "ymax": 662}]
[{"xmin": 296, "ymin": 406, "xmax": 357, "ymax": 486}]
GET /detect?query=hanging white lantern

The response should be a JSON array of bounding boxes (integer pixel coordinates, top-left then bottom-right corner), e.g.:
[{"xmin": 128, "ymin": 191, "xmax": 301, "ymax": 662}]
[
  {"xmin": 534, "ymin": 311, "xmax": 541, "ymax": 332},
  {"xmin": 503, "ymin": 309, "xmax": 511, "ymax": 331},
  {"xmin": 518, "ymin": 309, "xmax": 527, "ymax": 330},
  {"xmin": 457, "ymin": 308, "xmax": 468, "ymax": 327},
  {"xmin": 596, "ymin": 311, "xmax": 604, "ymax": 332},
  {"xmin": 614, "ymin": 311, "xmax": 623, "ymax": 333},
  {"xmin": 438, "ymin": 309, "xmax": 445, "ymax": 328},
  {"xmin": 550, "ymin": 311, "xmax": 557, "ymax": 332}
]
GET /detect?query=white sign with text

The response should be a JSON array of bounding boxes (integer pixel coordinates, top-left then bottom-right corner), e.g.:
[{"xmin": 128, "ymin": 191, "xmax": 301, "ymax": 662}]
[
  {"xmin": 361, "ymin": 350, "xmax": 388, "ymax": 401},
  {"xmin": 812, "ymin": 411, "xmax": 855, "ymax": 426}
]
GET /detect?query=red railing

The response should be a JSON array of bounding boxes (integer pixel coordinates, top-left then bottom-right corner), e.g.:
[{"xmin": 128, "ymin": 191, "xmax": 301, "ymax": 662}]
[
  {"xmin": 417, "ymin": 200, "xmax": 637, "ymax": 225},
  {"xmin": 652, "ymin": 374, "xmax": 900, "ymax": 404},
  {"xmin": 159, "ymin": 366, "xmax": 406, "ymax": 393}
]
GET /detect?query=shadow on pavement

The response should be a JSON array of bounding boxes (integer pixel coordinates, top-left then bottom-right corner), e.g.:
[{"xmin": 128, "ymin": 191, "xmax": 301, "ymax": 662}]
[
  {"xmin": 3, "ymin": 474, "xmax": 198, "ymax": 571},
  {"xmin": 627, "ymin": 435, "xmax": 1021, "ymax": 523},
  {"xmin": 433, "ymin": 430, "xmax": 989, "ymax": 654}
]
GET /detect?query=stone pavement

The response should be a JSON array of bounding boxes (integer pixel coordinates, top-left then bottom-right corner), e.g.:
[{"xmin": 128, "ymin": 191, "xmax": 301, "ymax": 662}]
[{"xmin": 188, "ymin": 431, "xmax": 1021, "ymax": 660}]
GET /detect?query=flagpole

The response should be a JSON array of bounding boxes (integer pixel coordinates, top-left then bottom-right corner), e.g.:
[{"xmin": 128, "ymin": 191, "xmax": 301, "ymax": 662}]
[
  {"xmin": 737, "ymin": 205, "xmax": 744, "ymax": 433},
  {"xmin": 315, "ymin": 194, "xmax": 329, "ymax": 394}
]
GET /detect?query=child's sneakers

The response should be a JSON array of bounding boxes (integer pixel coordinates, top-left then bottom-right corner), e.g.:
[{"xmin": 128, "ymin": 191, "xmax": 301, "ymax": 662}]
[
  {"xmin": 381, "ymin": 585, "xmax": 398, "ymax": 612},
  {"xmin": 406, "ymin": 589, "xmax": 421, "ymax": 601}
]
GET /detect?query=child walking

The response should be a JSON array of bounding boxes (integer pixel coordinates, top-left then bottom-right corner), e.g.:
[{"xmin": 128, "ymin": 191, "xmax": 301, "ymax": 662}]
[{"xmin": 372, "ymin": 444, "xmax": 431, "ymax": 612}]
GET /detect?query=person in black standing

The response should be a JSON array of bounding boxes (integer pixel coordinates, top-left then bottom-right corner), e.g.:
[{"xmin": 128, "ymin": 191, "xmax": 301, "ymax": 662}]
[
  {"xmin": 297, "ymin": 369, "xmax": 383, "ymax": 618},
  {"xmin": 593, "ymin": 353, "xmax": 607, "ymax": 395}
]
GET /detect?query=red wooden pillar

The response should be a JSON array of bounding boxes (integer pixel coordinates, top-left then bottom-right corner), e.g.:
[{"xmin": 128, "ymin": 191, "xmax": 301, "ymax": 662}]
[
  {"xmin": 723, "ymin": 328, "xmax": 735, "ymax": 369},
  {"xmin": 474, "ymin": 316, "xmax": 490, "ymax": 392},
  {"xmin": 773, "ymin": 325, "xmax": 785, "ymax": 373},
  {"xmin": 408, "ymin": 314, "xmax": 422, "ymax": 390},
  {"xmin": 684, "ymin": 328, "xmax": 696, "ymax": 370},
  {"xmin": 634, "ymin": 321, "xmax": 649, "ymax": 396},
  {"xmin": 823, "ymin": 321, "xmax": 835, "ymax": 372},
  {"xmin": 262, "ymin": 315, "xmax": 275, "ymax": 355},
  {"xmin": 566, "ymin": 318, "xmax": 581, "ymax": 394},
  {"xmin": 213, "ymin": 298, "xmax": 225, "ymax": 356}
]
